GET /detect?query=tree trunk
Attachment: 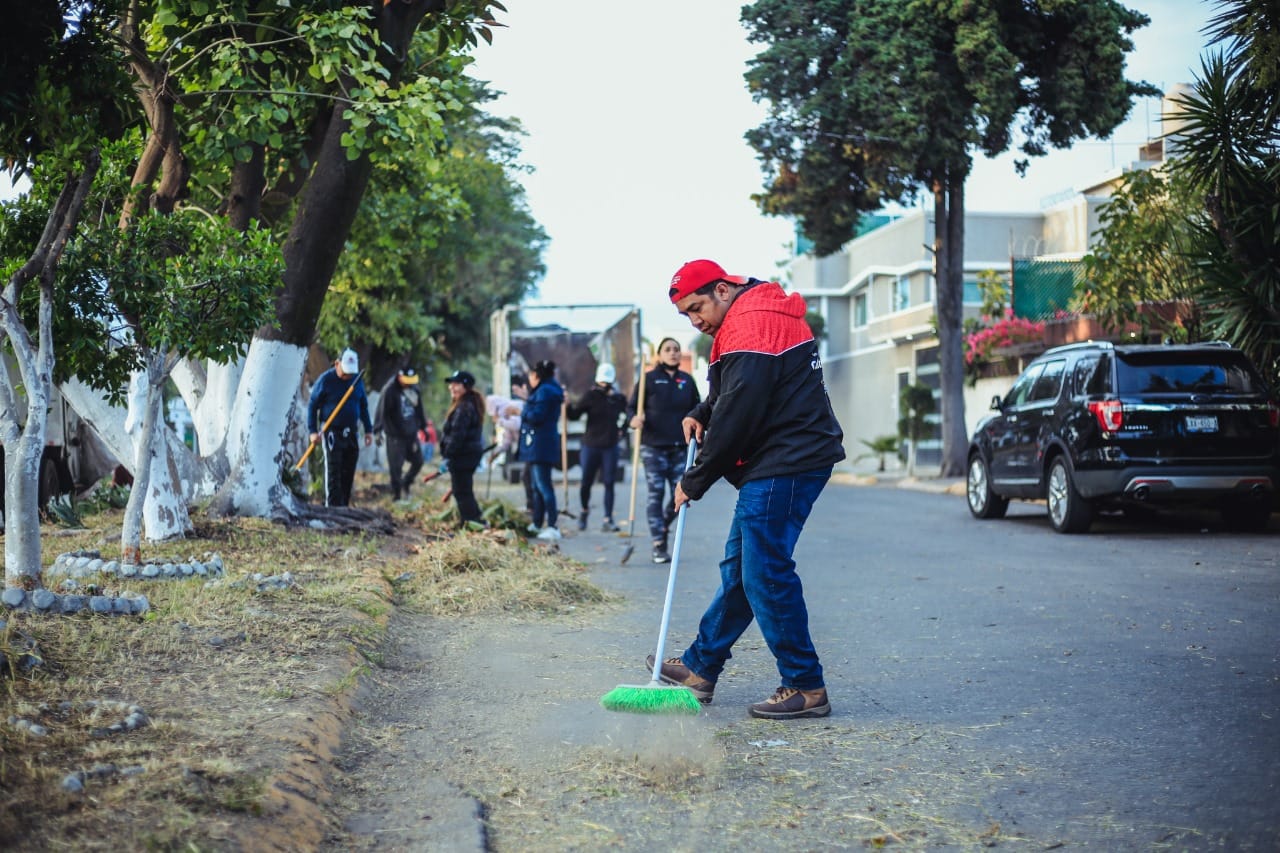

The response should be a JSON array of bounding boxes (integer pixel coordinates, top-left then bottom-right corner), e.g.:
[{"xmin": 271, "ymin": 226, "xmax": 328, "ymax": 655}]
[
  {"xmin": 0, "ymin": 157, "xmax": 98, "ymax": 587},
  {"xmin": 207, "ymin": 337, "xmax": 309, "ymax": 519},
  {"xmin": 59, "ymin": 377, "xmax": 208, "ymax": 502},
  {"xmin": 934, "ymin": 172, "xmax": 969, "ymax": 477}
]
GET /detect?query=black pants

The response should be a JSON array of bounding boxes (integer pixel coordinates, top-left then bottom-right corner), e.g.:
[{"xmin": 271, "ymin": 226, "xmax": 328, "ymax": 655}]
[
  {"xmin": 386, "ymin": 435, "xmax": 423, "ymax": 499},
  {"xmin": 448, "ymin": 453, "xmax": 482, "ymax": 523},
  {"xmin": 324, "ymin": 434, "xmax": 360, "ymax": 507}
]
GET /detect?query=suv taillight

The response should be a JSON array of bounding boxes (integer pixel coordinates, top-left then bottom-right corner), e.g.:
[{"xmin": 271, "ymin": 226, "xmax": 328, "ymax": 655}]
[{"xmin": 1088, "ymin": 399, "xmax": 1123, "ymax": 432}]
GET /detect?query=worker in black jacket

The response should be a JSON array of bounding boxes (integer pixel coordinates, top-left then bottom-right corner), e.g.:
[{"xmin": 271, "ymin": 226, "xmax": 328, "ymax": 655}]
[
  {"xmin": 627, "ymin": 337, "xmax": 701, "ymax": 563},
  {"xmin": 567, "ymin": 363, "xmax": 628, "ymax": 532},
  {"xmin": 646, "ymin": 259, "xmax": 845, "ymax": 721},
  {"xmin": 374, "ymin": 368, "xmax": 428, "ymax": 500}
]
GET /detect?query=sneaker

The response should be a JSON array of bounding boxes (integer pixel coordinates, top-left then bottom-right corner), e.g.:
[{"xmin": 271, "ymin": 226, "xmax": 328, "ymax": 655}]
[
  {"xmin": 600, "ymin": 519, "xmax": 619, "ymax": 532},
  {"xmin": 645, "ymin": 654, "xmax": 715, "ymax": 704},
  {"xmin": 652, "ymin": 547, "xmax": 670, "ymax": 563},
  {"xmin": 526, "ymin": 523, "xmax": 540, "ymax": 534},
  {"xmin": 536, "ymin": 526, "xmax": 562, "ymax": 541},
  {"xmin": 577, "ymin": 513, "xmax": 588, "ymax": 531},
  {"xmin": 747, "ymin": 686, "xmax": 831, "ymax": 720}
]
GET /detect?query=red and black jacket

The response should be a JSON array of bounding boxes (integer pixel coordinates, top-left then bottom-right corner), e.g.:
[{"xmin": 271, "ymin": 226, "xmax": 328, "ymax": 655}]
[{"xmin": 681, "ymin": 281, "xmax": 845, "ymax": 500}]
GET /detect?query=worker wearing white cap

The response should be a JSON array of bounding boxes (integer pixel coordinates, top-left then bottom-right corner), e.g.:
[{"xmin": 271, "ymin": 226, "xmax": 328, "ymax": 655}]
[{"xmin": 307, "ymin": 348, "xmax": 373, "ymax": 506}]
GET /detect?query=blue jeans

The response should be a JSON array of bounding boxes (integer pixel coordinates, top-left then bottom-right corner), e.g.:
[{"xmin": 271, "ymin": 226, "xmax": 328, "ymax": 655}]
[
  {"xmin": 682, "ymin": 467, "xmax": 832, "ymax": 691},
  {"xmin": 578, "ymin": 443, "xmax": 619, "ymax": 519},
  {"xmin": 640, "ymin": 445, "xmax": 688, "ymax": 543},
  {"xmin": 528, "ymin": 462, "xmax": 558, "ymax": 528}
]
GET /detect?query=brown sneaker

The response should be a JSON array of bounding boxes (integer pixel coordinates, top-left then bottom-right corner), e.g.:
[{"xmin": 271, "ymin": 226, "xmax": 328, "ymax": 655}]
[
  {"xmin": 645, "ymin": 655, "xmax": 715, "ymax": 704},
  {"xmin": 747, "ymin": 686, "xmax": 831, "ymax": 719}
]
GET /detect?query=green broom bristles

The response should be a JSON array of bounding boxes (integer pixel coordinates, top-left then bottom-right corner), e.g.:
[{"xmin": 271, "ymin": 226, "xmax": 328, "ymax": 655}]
[{"xmin": 600, "ymin": 683, "xmax": 702, "ymax": 715}]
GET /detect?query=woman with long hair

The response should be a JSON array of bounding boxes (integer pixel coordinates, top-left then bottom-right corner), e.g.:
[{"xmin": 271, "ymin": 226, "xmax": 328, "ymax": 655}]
[
  {"xmin": 519, "ymin": 360, "xmax": 565, "ymax": 540},
  {"xmin": 440, "ymin": 369, "xmax": 486, "ymax": 525}
]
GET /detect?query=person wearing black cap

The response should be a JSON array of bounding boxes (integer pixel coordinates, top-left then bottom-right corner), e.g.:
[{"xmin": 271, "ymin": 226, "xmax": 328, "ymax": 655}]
[
  {"xmin": 307, "ymin": 348, "xmax": 374, "ymax": 507},
  {"xmin": 440, "ymin": 370, "xmax": 486, "ymax": 525},
  {"xmin": 519, "ymin": 360, "xmax": 565, "ymax": 540},
  {"xmin": 374, "ymin": 368, "xmax": 428, "ymax": 501},
  {"xmin": 647, "ymin": 259, "xmax": 845, "ymax": 721}
]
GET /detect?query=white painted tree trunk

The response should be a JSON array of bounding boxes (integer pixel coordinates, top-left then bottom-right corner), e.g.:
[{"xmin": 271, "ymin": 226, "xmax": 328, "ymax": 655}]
[
  {"xmin": 59, "ymin": 377, "xmax": 208, "ymax": 502},
  {"xmin": 3, "ymin": 435, "xmax": 46, "ymax": 588},
  {"xmin": 172, "ymin": 356, "xmax": 242, "ymax": 458},
  {"xmin": 209, "ymin": 337, "xmax": 307, "ymax": 518},
  {"xmin": 121, "ymin": 359, "xmax": 192, "ymax": 561}
]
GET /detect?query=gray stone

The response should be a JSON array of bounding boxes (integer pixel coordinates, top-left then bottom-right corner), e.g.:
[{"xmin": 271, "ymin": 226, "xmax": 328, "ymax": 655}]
[
  {"xmin": 28, "ymin": 724, "xmax": 48, "ymax": 737},
  {"xmin": 121, "ymin": 563, "xmax": 138, "ymax": 577},
  {"xmin": 129, "ymin": 595, "xmax": 149, "ymax": 615},
  {"xmin": 87, "ymin": 559, "xmax": 104, "ymax": 572},
  {"xmin": 121, "ymin": 765, "xmax": 146, "ymax": 777},
  {"xmin": 161, "ymin": 563, "xmax": 177, "ymax": 577},
  {"xmin": 179, "ymin": 563, "xmax": 193, "ymax": 576},
  {"xmin": 74, "ymin": 556, "xmax": 92, "ymax": 570},
  {"xmin": 61, "ymin": 595, "xmax": 85, "ymax": 614},
  {"xmin": 112, "ymin": 597, "xmax": 131, "ymax": 614},
  {"xmin": 103, "ymin": 561, "xmax": 119, "ymax": 574},
  {"xmin": 2, "ymin": 588, "xmax": 26, "ymax": 609},
  {"xmin": 62, "ymin": 773, "xmax": 85, "ymax": 793},
  {"xmin": 32, "ymin": 589, "xmax": 57, "ymax": 610},
  {"xmin": 140, "ymin": 564, "xmax": 159, "ymax": 578},
  {"xmin": 88, "ymin": 596, "xmax": 112, "ymax": 613},
  {"xmin": 191, "ymin": 561, "xmax": 206, "ymax": 575}
]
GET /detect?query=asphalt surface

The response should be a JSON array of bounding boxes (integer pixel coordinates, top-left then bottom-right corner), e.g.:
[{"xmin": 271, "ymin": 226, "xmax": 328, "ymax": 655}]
[
  {"xmin": 327, "ymin": 470, "xmax": 1279, "ymax": 849},
  {"xmin": 558, "ymin": 473, "xmax": 1280, "ymax": 848}
]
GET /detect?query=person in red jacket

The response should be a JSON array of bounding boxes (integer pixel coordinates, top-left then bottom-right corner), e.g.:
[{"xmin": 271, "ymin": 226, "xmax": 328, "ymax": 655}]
[{"xmin": 646, "ymin": 259, "xmax": 846, "ymax": 720}]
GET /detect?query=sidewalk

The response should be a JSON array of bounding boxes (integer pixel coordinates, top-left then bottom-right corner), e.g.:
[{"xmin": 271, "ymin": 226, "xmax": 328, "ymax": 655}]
[{"xmin": 831, "ymin": 463, "xmax": 967, "ymax": 496}]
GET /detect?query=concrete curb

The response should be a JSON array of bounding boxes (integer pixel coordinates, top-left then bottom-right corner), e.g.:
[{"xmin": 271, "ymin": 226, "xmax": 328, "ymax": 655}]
[{"xmin": 831, "ymin": 470, "xmax": 967, "ymax": 496}]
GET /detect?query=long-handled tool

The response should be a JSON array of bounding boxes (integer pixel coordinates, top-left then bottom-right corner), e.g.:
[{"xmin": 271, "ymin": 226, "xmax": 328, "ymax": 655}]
[
  {"xmin": 619, "ymin": 365, "xmax": 647, "ymax": 564},
  {"xmin": 600, "ymin": 439, "xmax": 701, "ymax": 716},
  {"xmin": 558, "ymin": 400, "xmax": 576, "ymax": 520},
  {"xmin": 294, "ymin": 370, "xmax": 364, "ymax": 471}
]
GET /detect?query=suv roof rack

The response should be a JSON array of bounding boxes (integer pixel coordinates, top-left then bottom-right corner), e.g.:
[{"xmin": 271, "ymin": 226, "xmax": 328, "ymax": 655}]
[{"xmin": 1043, "ymin": 341, "xmax": 1113, "ymax": 356}]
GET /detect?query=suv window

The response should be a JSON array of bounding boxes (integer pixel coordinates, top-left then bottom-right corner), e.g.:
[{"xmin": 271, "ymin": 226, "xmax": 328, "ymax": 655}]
[
  {"xmin": 1030, "ymin": 359, "xmax": 1066, "ymax": 403},
  {"xmin": 1071, "ymin": 355, "xmax": 1100, "ymax": 396},
  {"xmin": 1116, "ymin": 352, "xmax": 1264, "ymax": 394},
  {"xmin": 1004, "ymin": 363, "xmax": 1045, "ymax": 408}
]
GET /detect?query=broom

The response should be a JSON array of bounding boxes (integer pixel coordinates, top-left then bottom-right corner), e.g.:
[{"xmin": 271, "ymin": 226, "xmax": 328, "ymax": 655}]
[
  {"xmin": 619, "ymin": 357, "xmax": 647, "ymax": 564},
  {"xmin": 600, "ymin": 439, "xmax": 702, "ymax": 715}
]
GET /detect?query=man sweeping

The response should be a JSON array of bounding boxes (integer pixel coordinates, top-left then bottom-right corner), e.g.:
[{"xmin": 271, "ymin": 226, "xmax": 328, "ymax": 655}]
[{"xmin": 647, "ymin": 259, "xmax": 845, "ymax": 719}]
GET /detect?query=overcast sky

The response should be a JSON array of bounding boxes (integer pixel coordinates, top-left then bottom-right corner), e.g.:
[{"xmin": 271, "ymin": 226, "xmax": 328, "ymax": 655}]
[
  {"xmin": 468, "ymin": 0, "xmax": 1215, "ymax": 343},
  {"xmin": 1, "ymin": 2, "xmax": 1215, "ymax": 348}
]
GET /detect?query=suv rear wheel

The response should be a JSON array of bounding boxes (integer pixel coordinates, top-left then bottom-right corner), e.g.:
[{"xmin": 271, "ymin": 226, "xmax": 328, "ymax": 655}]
[
  {"xmin": 967, "ymin": 453, "xmax": 1008, "ymax": 519},
  {"xmin": 1047, "ymin": 456, "xmax": 1092, "ymax": 533}
]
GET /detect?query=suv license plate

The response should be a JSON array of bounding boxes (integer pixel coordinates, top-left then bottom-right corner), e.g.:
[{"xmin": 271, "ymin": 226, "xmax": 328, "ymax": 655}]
[{"xmin": 1185, "ymin": 415, "xmax": 1219, "ymax": 432}]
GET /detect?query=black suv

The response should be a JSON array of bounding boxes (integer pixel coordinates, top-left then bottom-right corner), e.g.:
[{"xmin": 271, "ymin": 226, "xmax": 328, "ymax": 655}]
[{"xmin": 966, "ymin": 341, "xmax": 1280, "ymax": 533}]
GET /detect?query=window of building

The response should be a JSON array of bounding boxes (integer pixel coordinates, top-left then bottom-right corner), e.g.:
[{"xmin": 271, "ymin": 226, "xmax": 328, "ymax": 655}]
[
  {"xmin": 893, "ymin": 276, "xmax": 910, "ymax": 312},
  {"xmin": 853, "ymin": 292, "xmax": 868, "ymax": 327},
  {"xmin": 963, "ymin": 276, "xmax": 981, "ymax": 305}
]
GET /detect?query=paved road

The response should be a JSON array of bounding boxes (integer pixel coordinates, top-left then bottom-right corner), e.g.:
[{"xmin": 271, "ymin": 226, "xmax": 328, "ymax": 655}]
[{"xmin": 563, "ymin": 479, "xmax": 1280, "ymax": 847}]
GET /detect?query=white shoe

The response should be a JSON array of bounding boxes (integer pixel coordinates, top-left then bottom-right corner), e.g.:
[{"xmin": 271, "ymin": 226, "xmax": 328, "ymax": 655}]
[
  {"xmin": 536, "ymin": 526, "xmax": 562, "ymax": 541},
  {"xmin": 526, "ymin": 523, "xmax": 540, "ymax": 533}
]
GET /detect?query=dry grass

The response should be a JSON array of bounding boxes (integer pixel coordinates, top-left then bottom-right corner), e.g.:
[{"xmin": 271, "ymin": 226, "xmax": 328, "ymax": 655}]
[{"xmin": 0, "ymin": 473, "xmax": 607, "ymax": 851}]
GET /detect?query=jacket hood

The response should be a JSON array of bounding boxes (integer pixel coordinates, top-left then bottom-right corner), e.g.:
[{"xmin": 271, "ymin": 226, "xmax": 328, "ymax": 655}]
[{"xmin": 732, "ymin": 281, "xmax": 807, "ymax": 320}]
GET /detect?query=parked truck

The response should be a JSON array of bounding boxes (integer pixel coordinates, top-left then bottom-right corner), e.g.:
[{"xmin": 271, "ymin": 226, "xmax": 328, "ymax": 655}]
[{"xmin": 489, "ymin": 303, "xmax": 641, "ymax": 484}]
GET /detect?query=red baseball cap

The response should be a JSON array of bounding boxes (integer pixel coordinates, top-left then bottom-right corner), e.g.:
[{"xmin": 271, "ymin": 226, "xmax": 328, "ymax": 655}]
[{"xmin": 668, "ymin": 259, "xmax": 748, "ymax": 303}]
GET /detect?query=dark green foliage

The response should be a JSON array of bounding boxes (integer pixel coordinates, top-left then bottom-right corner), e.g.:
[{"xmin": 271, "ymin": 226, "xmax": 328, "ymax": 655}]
[
  {"xmin": 1084, "ymin": 0, "xmax": 1279, "ymax": 379},
  {"xmin": 741, "ymin": 0, "xmax": 1157, "ymax": 255}
]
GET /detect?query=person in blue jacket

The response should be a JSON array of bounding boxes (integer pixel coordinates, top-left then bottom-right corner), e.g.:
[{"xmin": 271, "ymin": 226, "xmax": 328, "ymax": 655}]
[
  {"xmin": 307, "ymin": 348, "xmax": 373, "ymax": 507},
  {"xmin": 519, "ymin": 360, "xmax": 565, "ymax": 540}
]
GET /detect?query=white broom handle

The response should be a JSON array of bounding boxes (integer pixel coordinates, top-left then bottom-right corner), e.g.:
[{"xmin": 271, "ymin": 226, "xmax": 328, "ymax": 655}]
[{"xmin": 649, "ymin": 439, "xmax": 698, "ymax": 685}]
